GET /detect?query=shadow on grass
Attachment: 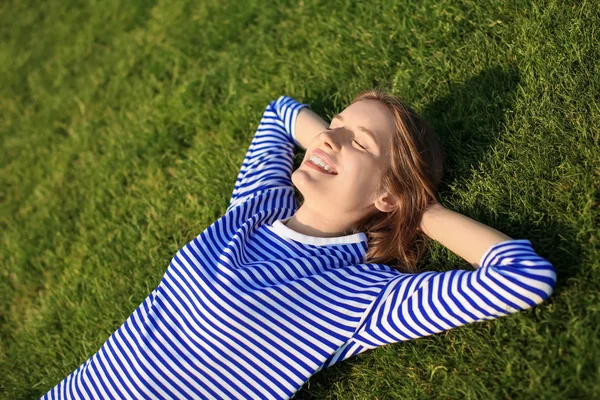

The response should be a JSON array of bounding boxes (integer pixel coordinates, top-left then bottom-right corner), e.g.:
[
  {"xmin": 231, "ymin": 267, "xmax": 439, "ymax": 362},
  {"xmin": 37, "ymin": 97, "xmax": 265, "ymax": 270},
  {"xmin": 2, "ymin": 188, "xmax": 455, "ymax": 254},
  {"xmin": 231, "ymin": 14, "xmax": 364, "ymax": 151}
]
[{"xmin": 292, "ymin": 66, "xmax": 578, "ymax": 399}]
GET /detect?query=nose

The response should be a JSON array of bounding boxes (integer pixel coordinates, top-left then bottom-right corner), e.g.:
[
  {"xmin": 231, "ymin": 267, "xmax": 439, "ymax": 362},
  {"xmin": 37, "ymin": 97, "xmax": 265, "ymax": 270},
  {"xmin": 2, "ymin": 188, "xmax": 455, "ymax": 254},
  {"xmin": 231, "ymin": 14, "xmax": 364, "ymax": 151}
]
[{"xmin": 320, "ymin": 128, "xmax": 340, "ymax": 151}]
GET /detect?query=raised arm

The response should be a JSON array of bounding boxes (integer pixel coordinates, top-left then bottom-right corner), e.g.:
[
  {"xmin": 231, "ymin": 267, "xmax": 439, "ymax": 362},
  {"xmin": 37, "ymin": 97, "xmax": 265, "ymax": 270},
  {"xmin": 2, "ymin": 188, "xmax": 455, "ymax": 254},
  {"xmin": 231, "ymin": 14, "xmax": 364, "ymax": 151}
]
[
  {"xmin": 420, "ymin": 202, "xmax": 513, "ymax": 268},
  {"xmin": 294, "ymin": 107, "xmax": 330, "ymax": 151},
  {"xmin": 226, "ymin": 95, "xmax": 311, "ymax": 213},
  {"xmin": 349, "ymin": 200, "xmax": 557, "ymax": 353},
  {"xmin": 350, "ymin": 237, "xmax": 556, "ymax": 350}
]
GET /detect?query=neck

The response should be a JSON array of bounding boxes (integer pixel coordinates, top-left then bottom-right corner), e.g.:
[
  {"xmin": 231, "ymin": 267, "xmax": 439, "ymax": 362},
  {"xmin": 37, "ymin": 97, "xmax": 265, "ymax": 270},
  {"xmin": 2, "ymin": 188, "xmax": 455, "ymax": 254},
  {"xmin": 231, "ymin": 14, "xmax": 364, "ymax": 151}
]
[{"xmin": 284, "ymin": 204, "xmax": 356, "ymax": 238}]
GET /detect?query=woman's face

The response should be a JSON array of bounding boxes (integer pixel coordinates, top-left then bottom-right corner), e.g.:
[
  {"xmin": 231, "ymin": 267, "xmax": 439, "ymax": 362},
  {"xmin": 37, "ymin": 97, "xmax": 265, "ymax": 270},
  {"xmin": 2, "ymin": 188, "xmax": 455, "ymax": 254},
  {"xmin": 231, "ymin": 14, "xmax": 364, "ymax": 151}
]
[{"xmin": 292, "ymin": 99, "xmax": 397, "ymax": 224}]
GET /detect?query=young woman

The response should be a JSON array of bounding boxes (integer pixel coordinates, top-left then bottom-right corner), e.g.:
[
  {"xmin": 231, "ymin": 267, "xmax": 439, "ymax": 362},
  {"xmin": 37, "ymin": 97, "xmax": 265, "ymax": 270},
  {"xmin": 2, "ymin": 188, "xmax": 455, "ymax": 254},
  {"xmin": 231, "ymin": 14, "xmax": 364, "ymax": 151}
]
[{"xmin": 41, "ymin": 91, "xmax": 556, "ymax": 400}]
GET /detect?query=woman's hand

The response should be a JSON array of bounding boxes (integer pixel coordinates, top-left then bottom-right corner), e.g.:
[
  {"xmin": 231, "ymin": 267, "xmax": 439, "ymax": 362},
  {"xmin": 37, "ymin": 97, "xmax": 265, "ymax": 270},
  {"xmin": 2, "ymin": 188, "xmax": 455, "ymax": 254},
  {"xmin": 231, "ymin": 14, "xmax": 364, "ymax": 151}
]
[
  {"xmin": 294, "ymin": 108, "xmax": 330, "ymax": 151},
  {"xmin": 417, "ymin": 197, "xmax": 441, "ymax": 232},
  {"xmin": 418, "ymin": 201, "xmax": 513, "ymax": 268}
]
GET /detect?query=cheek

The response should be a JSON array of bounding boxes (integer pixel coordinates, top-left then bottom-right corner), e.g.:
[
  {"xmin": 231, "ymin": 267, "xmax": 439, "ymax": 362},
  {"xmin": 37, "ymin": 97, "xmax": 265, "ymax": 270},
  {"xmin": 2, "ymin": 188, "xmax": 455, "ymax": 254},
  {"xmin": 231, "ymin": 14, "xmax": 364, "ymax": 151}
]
[
  {"xmin": 347, "ymin": 160, "xmax": 376, "ymax": 181},
  {"xmin": 338, "ymin": 164, "xmax": 377, "ymax": 194}
]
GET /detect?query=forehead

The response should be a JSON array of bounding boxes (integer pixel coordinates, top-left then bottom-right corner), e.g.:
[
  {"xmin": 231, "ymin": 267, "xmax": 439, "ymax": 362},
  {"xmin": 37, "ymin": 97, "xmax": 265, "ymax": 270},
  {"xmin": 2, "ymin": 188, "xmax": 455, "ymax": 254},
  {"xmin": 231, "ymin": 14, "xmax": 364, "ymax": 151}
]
[{"xmin": 338, "ymin": 99, "xmax": 394, "ymax": 155}]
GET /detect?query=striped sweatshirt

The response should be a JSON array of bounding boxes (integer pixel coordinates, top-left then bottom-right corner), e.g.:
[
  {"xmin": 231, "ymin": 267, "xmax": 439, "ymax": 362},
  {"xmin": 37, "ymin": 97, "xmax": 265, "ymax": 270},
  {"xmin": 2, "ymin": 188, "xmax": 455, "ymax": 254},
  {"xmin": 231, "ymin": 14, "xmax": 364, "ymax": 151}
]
[{"xmin": 41, "ymin": 96, "xmax": 557, "ymax": 400}]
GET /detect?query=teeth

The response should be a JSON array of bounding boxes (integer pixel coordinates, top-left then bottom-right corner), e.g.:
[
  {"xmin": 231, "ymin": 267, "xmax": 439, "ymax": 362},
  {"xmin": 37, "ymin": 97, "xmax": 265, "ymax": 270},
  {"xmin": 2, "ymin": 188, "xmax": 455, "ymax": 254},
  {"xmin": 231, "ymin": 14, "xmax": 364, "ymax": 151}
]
[{"xmin": 309, "ymin": 155, "xmax": 335, "ymax": 173}]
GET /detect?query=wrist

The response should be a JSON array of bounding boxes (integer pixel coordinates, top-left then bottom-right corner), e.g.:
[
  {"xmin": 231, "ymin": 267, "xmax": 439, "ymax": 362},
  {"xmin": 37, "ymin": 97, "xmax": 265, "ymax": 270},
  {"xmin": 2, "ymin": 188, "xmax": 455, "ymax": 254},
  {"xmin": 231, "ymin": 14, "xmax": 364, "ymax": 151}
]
[{"xmin": 419, "ymin": 202, "xmax": 446, "ymax": 236}]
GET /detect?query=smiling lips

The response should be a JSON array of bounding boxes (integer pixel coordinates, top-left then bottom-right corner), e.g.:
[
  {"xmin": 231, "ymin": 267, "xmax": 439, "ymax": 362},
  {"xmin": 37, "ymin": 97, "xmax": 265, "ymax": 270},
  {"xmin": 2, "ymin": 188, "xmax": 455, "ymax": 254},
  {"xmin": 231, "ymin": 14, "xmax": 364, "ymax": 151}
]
[
  {"xmin": 312, "ymin": 149, "xmax": 338, "ymax": 174},
  {"xmin": 305, "ymin": 159, "xmax": 337, "ymax": 175}
]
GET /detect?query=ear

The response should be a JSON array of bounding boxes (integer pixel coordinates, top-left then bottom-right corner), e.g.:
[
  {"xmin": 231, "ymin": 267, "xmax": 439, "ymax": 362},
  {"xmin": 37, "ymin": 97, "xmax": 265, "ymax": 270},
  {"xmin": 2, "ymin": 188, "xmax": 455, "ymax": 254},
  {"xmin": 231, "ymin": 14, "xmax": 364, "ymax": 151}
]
[{"xmin": 373, "ymin": 192, "xmax": 398, "ymax": 213}]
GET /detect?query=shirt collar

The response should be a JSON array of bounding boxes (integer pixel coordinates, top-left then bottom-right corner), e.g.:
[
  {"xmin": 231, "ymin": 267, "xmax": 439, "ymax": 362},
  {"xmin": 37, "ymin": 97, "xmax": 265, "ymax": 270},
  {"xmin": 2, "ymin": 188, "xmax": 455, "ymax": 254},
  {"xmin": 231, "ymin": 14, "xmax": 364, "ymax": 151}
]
[{"xmin": 269, "ymin": 217, "xmax": 368, "ymax": 246}]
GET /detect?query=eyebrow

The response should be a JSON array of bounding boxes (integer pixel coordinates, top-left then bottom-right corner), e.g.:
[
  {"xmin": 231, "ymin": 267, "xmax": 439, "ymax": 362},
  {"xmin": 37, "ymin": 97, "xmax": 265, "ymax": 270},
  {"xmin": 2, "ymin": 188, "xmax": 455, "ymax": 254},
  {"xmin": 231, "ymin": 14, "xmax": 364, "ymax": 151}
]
[{"xmin": 332, "ymin": 114, "xmax": 379, "ymax": 149}]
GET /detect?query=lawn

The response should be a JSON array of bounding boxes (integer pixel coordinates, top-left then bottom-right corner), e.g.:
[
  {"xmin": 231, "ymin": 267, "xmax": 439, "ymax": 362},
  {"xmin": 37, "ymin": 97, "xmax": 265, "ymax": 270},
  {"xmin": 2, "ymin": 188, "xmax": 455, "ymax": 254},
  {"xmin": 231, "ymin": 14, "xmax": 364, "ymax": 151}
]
[{"xmin": 1, "ymin": 0, "xmax": 598, "ymax": 398}]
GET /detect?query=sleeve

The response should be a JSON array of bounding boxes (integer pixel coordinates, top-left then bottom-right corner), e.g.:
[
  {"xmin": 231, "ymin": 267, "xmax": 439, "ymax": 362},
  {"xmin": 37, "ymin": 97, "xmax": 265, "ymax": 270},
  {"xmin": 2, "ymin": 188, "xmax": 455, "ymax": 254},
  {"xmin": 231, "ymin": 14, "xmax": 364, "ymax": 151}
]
[
  {"xmin": 351, "ymin": 239, "xmax": 557, "ymax": 349},
  {"xmin": 226, "ymin": 95, "xmax": 311, "ymax": 214}
]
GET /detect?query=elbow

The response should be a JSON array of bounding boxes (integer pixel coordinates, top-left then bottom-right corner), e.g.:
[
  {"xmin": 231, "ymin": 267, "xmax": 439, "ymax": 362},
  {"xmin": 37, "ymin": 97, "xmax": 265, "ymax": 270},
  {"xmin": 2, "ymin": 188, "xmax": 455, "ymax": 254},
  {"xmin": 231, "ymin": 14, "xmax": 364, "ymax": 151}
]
[
  {"xmin": 496, "ymin": 258, "xmax": 557, "ymax": 312},
  {"xmin": 538, "ymin": 263, "xmax": 557, "ymax": 303},
  {"xmin": 526, "ymin": 261, "xmax": 557, "ymax": 307},
  {"xmin": 489, "ymin": 241, "xmax": 558, "ymax": 306}
]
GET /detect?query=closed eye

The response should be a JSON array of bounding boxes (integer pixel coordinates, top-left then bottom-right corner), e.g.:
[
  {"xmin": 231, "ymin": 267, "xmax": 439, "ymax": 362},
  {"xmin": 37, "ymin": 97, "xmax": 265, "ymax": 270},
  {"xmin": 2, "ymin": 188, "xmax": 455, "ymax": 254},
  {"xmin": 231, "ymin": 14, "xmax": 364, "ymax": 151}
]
[
  {"xmin": 354, "ymin": 140, "xmax": 366, "ymax": 149},
  {"xmin": 326, "ymin": 128, "xmax": 367, "ymax": 150}
]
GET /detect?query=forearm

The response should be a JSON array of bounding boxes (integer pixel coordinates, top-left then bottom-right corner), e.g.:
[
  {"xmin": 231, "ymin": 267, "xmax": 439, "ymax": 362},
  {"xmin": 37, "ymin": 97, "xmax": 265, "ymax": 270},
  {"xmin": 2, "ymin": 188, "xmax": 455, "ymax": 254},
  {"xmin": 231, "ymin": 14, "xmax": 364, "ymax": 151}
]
[
  {"xmin": 294, "ymin": 108, "xmax": 329, "ymax": 150},
  {"xmin": 420, "ymin": 203, "xmax": 512, "ymax": 268}
]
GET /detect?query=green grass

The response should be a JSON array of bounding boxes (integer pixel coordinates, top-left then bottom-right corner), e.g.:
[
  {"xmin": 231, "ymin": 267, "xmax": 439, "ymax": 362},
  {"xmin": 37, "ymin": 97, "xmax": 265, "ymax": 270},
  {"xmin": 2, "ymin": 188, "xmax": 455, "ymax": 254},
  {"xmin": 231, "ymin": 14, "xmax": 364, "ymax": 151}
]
[{"xmin": 1, "ymin": 0, "xmax": 598, "ymax": 398}]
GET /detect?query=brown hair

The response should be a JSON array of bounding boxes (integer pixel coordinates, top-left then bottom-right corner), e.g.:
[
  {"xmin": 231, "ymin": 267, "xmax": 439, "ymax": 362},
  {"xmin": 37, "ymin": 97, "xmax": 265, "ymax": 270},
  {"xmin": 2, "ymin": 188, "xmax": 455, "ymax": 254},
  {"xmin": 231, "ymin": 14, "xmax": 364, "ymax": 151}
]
[{"xmin": 347, "ymin": 89, "xmax": 445, "ymax": 273}]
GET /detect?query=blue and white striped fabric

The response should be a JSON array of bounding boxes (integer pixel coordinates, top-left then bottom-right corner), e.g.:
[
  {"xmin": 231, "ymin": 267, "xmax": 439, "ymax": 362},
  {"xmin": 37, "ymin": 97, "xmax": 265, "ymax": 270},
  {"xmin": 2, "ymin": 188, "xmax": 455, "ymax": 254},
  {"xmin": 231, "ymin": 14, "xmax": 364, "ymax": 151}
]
[{"xmin": 41, "ymin": 96, "xmax": 557, "ymax": 400}]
